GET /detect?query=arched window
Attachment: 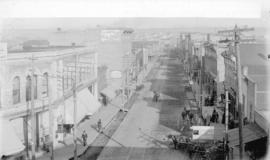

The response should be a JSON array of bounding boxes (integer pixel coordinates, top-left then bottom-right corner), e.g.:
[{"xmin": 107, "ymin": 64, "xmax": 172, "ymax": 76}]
[
  {"xmin": 26, "ymin": 75, "xmax": 38, "ymax": 101},
  {"xmin": 13, "ymin": 76, "xmax": 20, "ymax": 104},
  {"xmin": 26, "ymin": 75, "xmax": 31, "ymax": 101},
  {"xmin": 33, "ymin": 75, "xmax": 38, "ymax": 99},
  {"xmin": 42, "ymin": 73, "xmax": 49, "ymax": 97}
]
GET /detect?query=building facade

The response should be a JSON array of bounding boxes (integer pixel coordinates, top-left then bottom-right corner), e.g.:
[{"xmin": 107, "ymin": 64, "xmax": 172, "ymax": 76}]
[{"xmin": 0, "ymin": 44, "xmax": 99, "ymax": 158}]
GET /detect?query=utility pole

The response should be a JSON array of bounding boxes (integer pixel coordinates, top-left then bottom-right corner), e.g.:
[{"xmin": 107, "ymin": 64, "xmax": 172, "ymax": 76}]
[
  {"xmin": 30, "ymin": 54, "xmax": 37, "ymax": 160},
  {"xmin": 225, "ymin": 89, "xmax": 229, "ymax": 160},
  {"xmin": 218, "ymin": 25, "xmax": 254, "ymax": 159},
  {"xmin": 48, "ymin": 74, "xmax": 54, "ymax": 160},
  {"xmin": 73, "ymin": 54, "xmax": 78, "ymax": 160},
  {"xmin": 199, "ymin": 48, "xmax": 204, "ymax": 115}
]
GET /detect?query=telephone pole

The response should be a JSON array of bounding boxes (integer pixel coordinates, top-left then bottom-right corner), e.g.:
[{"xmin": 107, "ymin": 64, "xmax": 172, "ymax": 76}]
[
  {"xmin": 199, "ymin": 46, "xmax": 204, "ymax": 115},
  {"xmin": 30, "ymin": 54, "xmax": 37, "ymax": 160},
  {"xmin": 225, "ymin": 89, "xmax": 229, "ymax": 160},
  {"xmin": 73, "ymin": 54, "xmax": 78, "ymax": 160},
  {"xmin": 48, "ymin": 74, "xmax": 54, "ymax": 160},
  {"xmin": 218, "ymin": 25, "xmax": 254, "ymax": 159}
]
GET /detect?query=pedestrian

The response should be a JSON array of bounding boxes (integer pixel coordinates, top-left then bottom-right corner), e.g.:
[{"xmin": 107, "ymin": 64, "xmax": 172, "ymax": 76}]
[
  {"xmin": 171, "ymin": 135, "xmax": 178, "ymax": 149},
  {"xmin": 153, "ymin": 91, "xmax": 157, "ymax": 102},
  {"xmin": 189, "ymin": 112, "xmax": 194, "ymax": 123},
  {"xmin": 101, "ymin": 95, "xmax": 107, "ymax": 106},
  {"xmin": 82, "ymin": 130, "xmax": 88, "ymax": 146},
  {"xmin": 97, "ymin": 119, "xmax": 102, "ymax": 132},
  {"xmin": 229, "ymin": 119, "xmax": 235, "ymax": 129},
  {"xmin": 243, "ymin": 117, "xmax": 248, "ymax": 125},
  {"xmin": 206, "ymin": 113, "xmax": 211, "ymax": 126},
  {"xmin": 202, "ymin": 116, "xmax": 207, "ymax": 126},
  {"xmin": 212, "ymin": 109, "xmax": 218, "ymax": 123},
  {"xmin": 222, "ymin": 112, "xmax": 225, "ymax": 124},
  {"xmin": 156, "ymin": 92, "xmax": 160, "ymax": 102},
  {"xmin": 181, "ymin": 108, "xmax": 187, "ymax": 120},
  {"xmin": 216, "ymin": 112, "xmax": 219, "ymax": 123}
]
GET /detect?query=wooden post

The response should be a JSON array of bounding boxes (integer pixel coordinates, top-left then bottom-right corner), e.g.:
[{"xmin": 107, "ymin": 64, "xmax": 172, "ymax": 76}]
[
  {"xmin": 48, "ymin": 74, "xmax": 54, "ymax": 160},
  {"xmin": 73, "ymin": 54, "xmax": 78, "ymax": 160},
  {"xmin": 234, "ymin": 26, "xmax": 244, "ymax": 159},
  {"xmin": 30, "ymin": 54, "xmax": 36, "ymax": 160},
  {"xmin": 225, "ymin": 90, "xmax": 229, "ymax": 160},
  {"xmin": 23, "ymin": 115, "xmax": 29, "ymax": 158},
  {"xmin": 200, "ymin": 51, "xmax": 204, "ymax": 115},
  {"xmin": 218, "ymin": 25, "xmax": 254, "ymax": 159}
]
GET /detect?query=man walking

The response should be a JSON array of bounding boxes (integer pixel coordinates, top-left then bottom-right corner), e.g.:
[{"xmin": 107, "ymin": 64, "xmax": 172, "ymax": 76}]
[
  {"xmin": 181, "ymin": 108, "xmax": 187, "ymax": 121},
  {"xmin": 82, "ymin": 130, "xmax": 88, "ymax": 146},
  {"xmin": 97, "ymin": 119, "xmax": 102, "ymax": 132},
  {"xmin": 171, "ymin": 135, "xmax": 178, "ymax": 149}
]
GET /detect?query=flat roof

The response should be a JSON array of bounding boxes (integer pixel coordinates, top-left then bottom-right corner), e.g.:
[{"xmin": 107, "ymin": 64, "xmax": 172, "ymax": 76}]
[
  {"xmin": 8, "ymin": 46, "xmax": 85, "ymax": 53},
  {"xmin": 3, "ymin": 46, "xmax": 95, "ymax": 62}
]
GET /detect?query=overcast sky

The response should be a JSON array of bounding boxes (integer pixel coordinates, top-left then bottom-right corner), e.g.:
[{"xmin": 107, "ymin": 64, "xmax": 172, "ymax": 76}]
[{"xmin": 0, "ymin": 0, "xmax": 269, "ymax": 30}]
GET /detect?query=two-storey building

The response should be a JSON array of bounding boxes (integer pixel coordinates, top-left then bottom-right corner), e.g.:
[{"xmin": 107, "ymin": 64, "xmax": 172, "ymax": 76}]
[{"xmin": 0, "ymin": 43, "xmax": 100, "ymax": 159}]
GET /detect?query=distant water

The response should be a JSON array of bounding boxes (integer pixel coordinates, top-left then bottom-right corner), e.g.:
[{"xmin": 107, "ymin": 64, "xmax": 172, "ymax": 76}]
[
  {"xmin": 2, "ymin": 27, "xmax": 266, "ymax": 51},
  {"xmin": 2, "ymin": 29, "xmax": 101, "ymax": 50}
]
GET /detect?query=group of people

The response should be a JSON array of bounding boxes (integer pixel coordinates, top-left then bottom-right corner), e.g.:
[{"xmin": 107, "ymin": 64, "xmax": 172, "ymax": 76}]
[
  {"xmin": 204, "ymin": 96, "xmax": 215, "ymax": 106},
  {"xmin": 181, "ymin": 107, "xmax": 194, "ymax": 123},
  {"xmin": 181, "ymin": 107, "xmax": 221, "ymax": 127}
]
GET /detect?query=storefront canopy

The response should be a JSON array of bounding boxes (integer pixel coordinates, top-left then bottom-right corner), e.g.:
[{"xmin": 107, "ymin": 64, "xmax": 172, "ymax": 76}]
[
  {"xmin": 191, "ymin": 125, "xmax": 225, "ymax": 141},
  {"xmin": 228, "ymin": 123, "xmax": 267, "ymax": 147},
  {"xmin": 0, "ymin": 118, "xmax": 25, "ymax": 157},
  {"xmin": 191, "ymin": 126, "xmax": 214, "ymax": 140},
  {"xmin": 63, "ymin": 88, "xmax": 101, "ymax": 124}
]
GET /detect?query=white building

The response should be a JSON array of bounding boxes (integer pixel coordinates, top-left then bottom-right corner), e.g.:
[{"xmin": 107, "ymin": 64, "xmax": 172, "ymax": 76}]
[{"xmin": 0, "ymin": 44, "xmax": 100, "ymax": 159}]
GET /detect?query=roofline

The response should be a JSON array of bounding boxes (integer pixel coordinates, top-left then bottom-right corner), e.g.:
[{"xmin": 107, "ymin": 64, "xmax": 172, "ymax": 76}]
[{"xmin": 2, "ymin": 47, "xmax": 96, "ymax": 62}]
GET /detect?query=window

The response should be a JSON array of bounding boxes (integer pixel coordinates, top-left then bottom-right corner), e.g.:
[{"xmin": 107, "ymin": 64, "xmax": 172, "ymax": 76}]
[
  {"xmin": 42, "ymin": 73, "xmax": 49, "ymax": 97},
  {"xmin": 13, "ymin": 76, "xmax": 20, "ymax": 104},
  {"xmin": 26, "ymin": 76, "xmax": 31, "ymax": 101},
  {"xmin": 33, "ymin": 75, "xmax": 38, "ymax": 99},
  {"xmin": 26, "ymin": 75, "xmax": 38, "ymax": 101}
]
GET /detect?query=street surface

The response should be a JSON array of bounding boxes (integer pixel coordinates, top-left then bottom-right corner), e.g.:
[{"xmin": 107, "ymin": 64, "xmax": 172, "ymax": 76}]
[{"xmin": 94, "ymin": 52, "xmax": 190, "ymax": 160}]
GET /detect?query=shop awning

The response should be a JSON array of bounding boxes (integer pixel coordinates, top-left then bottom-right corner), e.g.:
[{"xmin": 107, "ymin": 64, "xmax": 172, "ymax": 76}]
[
  {"xmin": 228, "ymin": 123, "xmax": 267, "ymax": 147},
  {"xmin": 63, "ymin": 88, "xmax": 101, "ymax": 124},
  {"xmin": 191, "ymin": 126, "xmax": 214, "ymax": 140},
  {"xmin": 0, "ymin": 118, "xmax": 25, "ymax": 157}
]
